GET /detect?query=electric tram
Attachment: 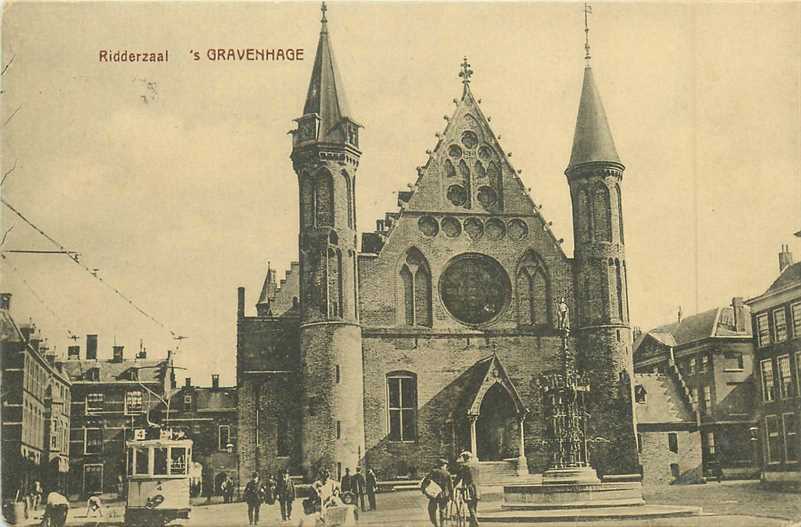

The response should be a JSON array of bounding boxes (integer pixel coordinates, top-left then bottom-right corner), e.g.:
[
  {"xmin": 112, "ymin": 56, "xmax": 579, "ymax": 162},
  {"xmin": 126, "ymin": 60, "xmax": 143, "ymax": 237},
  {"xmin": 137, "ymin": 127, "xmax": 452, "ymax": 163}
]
[{"xmin": 125, "ymin": 430, "xmax": 193, "ymax": 526}]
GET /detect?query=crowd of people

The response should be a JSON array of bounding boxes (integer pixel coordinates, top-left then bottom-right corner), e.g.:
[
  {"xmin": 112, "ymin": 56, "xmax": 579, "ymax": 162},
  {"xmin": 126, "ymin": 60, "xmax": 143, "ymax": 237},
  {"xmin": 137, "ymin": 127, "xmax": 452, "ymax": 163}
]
[
  {"xmin": 421, "ymin": 452, "xmax": 480, "ymax": 527},
  {"xmin": 240, "ymin": 465, "xmax": 379, "ymax": 525}
]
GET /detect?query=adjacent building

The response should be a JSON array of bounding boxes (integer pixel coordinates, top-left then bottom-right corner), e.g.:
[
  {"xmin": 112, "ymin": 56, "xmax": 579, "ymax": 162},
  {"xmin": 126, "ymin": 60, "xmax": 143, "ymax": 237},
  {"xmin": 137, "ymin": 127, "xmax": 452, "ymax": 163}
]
[
  {"xmin": 1, "ymin": 293, "xmax": 72, "ymax": 498},
  {"xmin": 238, "ymin": 5, "xmax": 640, "ymax": 484},
  {"xmin": 634, "ymin": 300, "xmax": 756, "ymax": 478},
  {"xmin": 167, "ymin": 375, "xmax": 238, "ymax": 497},
  {"xmin": 58, "ymin": 340, "xmax": 176, "ymax": 498},
  {"xmin": 634, "ymin": 373, "xmax": 703, "ymax": 485},
  {"xmin": 746, "ymin": 242, "xmax": 801, "ymax": 483}
]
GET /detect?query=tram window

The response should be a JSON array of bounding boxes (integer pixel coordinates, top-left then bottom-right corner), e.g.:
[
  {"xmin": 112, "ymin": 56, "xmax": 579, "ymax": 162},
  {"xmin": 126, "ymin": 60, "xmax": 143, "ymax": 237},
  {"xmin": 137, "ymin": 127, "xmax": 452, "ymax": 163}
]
[
  {"xmin": 154, "ymin": 447, "xmax": 169, "ymax": 475},
  {"xmin": 127, "ymin": 448, "xmax": 134, "ymax": 476},
  {"xmin": 135, "ymin": 448, "xmax": 149, "ymax": 475},
  {"xmin": 170, "ymin": 447, "xmax": 187, "ymax": 474}
]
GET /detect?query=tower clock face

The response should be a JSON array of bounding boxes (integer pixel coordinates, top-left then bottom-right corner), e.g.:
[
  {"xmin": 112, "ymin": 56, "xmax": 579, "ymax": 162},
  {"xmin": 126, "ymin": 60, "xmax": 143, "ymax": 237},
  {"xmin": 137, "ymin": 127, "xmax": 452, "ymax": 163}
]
[{"xmin": 439, "ymin": 253, "xmax": 511, "ymax": 325}]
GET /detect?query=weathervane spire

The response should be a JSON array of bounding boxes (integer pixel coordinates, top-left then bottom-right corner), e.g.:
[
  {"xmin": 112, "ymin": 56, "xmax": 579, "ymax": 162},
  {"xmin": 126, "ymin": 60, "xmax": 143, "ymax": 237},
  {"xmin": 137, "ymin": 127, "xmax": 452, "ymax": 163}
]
[
  {"xmin": 584, "ymin": 0, "xmax": 592, "ymax": 64},
  {"xmin": 459, "ymin": 56, "xmax": 473, "ymax": 95},
  {"xmin": 320, "ymin": 1, "xmax": 328, "ymax": 30}
]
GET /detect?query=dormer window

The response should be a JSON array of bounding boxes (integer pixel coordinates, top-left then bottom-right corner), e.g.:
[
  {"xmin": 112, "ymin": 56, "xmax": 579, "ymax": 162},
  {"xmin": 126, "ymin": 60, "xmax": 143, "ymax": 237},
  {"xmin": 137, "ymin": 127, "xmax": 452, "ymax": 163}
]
[
  {"xmin": 634, "ymin": 384, "xmax": 647, "ymax": 403},
  {"xmin": 85, "ymin": 368, "xmax": 100, "ymax": 382}
]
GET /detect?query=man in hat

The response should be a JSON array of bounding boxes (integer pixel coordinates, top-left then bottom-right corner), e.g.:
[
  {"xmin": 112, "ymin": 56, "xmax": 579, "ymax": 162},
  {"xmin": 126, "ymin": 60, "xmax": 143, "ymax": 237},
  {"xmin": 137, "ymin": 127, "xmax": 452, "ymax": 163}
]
[
  {"xmin": 276, "ymin": 469, "xmax": 296, "ymax": 521},
  {"xmin": 352, "ymin": 467, "xmax": 366, "ymax": 512},
  {"xmin": 243, "ymin": 472, "xmax": 263, "ymax": 525},
  {"xmin": 421, "ymin": 459, "xmax": 452, "ymax": 527},
  {"xmin": 365, "ymin": 467, "xmax": 378, "ymax": 511}
]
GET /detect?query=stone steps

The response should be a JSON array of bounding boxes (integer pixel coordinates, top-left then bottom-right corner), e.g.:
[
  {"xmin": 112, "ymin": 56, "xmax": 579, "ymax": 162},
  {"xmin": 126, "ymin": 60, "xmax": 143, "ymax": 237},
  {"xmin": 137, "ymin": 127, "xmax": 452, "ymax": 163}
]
[{"xmin": 479, "ymin": 460, "xmax": 521, "ymax": 485}]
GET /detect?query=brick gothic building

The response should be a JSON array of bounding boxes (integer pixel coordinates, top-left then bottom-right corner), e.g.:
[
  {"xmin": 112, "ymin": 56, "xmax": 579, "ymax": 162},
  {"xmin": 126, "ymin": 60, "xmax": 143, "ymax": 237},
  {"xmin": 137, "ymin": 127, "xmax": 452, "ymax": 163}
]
[{"xmin": 237, "ymin": 6, "xmax": 639, "ymax": 483}]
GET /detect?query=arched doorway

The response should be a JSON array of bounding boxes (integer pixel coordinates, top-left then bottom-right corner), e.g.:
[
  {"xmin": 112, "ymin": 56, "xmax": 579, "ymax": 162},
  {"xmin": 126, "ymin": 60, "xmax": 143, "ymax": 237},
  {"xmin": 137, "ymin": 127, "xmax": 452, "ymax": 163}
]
[{"xmin": 476, "ymin": 384, "xmax": 518, "ymax": 461}]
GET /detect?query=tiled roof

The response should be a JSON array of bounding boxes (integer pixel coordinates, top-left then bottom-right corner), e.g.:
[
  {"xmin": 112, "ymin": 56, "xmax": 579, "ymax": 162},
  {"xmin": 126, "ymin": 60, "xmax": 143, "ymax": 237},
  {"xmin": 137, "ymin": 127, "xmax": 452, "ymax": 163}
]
[
  {"xmin": 568, "ymin": 66, "xmax": 621, "ymax": 169},
  {"xmin": 636, "ymin": 304, "xmax": 752, "ymax": 358},
  {"xmin": 59, "ymin": 358, "xmax": 167, "ymax": 383},
  {"xmin": 765, "ymin": 261, "xmax": 801, "ymax": 296},
  {"xmin": 634, "ymin": 373, "xmax": 694, "ymax": 425}
]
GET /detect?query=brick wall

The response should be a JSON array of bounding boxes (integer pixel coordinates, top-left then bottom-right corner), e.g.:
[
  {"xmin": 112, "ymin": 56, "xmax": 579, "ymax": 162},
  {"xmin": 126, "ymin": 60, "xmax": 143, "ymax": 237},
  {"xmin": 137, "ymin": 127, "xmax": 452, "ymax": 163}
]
[{"xmin": 639, "ymin": 427, "xmax": 703, "ymax": 485}]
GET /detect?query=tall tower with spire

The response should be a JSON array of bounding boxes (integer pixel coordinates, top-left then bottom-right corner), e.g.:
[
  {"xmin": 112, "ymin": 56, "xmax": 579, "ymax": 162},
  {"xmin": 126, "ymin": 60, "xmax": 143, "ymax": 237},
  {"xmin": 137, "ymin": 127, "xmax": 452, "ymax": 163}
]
[
  {"xmin": 290, "ymin": 2, "xmax": 365, "ymax": 478},
  {"xmin": 566, "ymin": 5, "xmax": 639, "ymax": 475}
]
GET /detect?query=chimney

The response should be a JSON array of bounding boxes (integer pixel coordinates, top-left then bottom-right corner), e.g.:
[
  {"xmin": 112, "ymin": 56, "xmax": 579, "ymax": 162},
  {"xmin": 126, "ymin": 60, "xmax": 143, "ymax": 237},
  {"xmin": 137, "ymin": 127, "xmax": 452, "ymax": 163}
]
[
  {"xmin": 732, "ymin": 297, "xmax": 747, "ymax": 333},
  {"xmin": 779, "ymin": 244, "xmax": 794, "ymax": 273},
  {"xmin": 185, "ymin": 377, "xmax": 192, "ymax": 388},
  {"xmin": 238, "ymin": 287, "xmax": 246, "ymax": 318},
  {"xmin": 376, "ymin": 219, "xmax": 385, "ymax": 232},
  {"xmin": 19, "ymin": 323, "xmax": 34, "ymax": 341},
  {"xmin": 86, "ymin": 335, "xmax": 98, "ymax": 361},
  {"xmin": 67, "ymin": 346, "xmax": 80, "ymax": 360},
  {"xmin": 45, "ymin": 350, "xmax": 56, "ymax": 367},
  {"xmin": 29, "ymin": 329, "xmax": 42, "ymax": 353},
  {"xmin": 0, "ymin": 293, "xmax": 10, "ymax": 310},
  {"xmin": 112, "ymin": 345, "xmax": 124, "ymax": 363},
  {"xmin": 212, "ymin": 374, "xmax": 220, "ymax": 389},
  {"xmin": 677, "ymin": 306, "xmax": 683, "ymax": 324}
]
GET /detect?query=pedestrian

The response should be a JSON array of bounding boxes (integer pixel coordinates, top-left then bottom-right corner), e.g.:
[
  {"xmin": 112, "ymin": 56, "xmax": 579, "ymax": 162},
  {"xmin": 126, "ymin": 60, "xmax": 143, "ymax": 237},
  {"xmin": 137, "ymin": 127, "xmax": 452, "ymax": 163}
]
[
  {"xmin": 223, "ymin": 476, "xmax": 234, "ymax": 504},
  {"xmin": 366, "ymin": 468, "xmax": 378, "ymax": 511},
  {"xmin": 340, "ymin": 468, "xmax": 352, "ymax": 494},
  {"xmin": 243, "ymin": 472, "xmax": 263, "ymax": 526},
  {"xmin": 276, "ymin": 469, "xmax": 296, "ymax": 521},
  {"xmin": 352, "ymin": 467, "xmax": 366, "ymax": 512},
  {"xmin": 85, "ymin": 493, "xmax": 105, "ymax": 520},
  {"xmin": 421, "ymin": 459, "xmax": 452, "ymax": 527},
  {"xmin": 455, "ymin": 461, "xmax": 479, "ymax": 527},
  {"xmin": 313, "ymin": 469, "xmax": 341, "ymax": 514},
  {"xmin": 262, "ymin": 473, "xmax": 276, "ymax": 506},
  {"xmin": 31, "ymin": 480, "xmax": 43, "ymax": 511},
  {"xmin": 41, "ymin": 488, "xmax": 69, "ymax": 527}
]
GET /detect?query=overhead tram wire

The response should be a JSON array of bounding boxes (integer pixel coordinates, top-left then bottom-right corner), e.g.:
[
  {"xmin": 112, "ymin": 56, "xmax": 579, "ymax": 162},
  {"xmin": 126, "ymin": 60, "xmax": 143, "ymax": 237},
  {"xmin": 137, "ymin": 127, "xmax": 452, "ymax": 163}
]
[
  {"xmin": 1, "ymin": 197, "xmax": 180, "ymax": 339},
  {"xmin": 0, "ymin": 253, "xmax": 76, "ymax": 340}
]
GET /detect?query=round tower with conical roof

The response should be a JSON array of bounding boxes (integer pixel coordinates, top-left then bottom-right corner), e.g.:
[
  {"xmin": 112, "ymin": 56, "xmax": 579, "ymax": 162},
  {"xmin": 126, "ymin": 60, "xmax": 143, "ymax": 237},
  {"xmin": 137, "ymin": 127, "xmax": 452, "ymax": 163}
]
[
  {"xmin": 290, "ymin": 3, "xmax": 365, "ymax": 480},
  {"xmin": 566, "ymin": 61, "xmax": 639, "ymax": 476}
]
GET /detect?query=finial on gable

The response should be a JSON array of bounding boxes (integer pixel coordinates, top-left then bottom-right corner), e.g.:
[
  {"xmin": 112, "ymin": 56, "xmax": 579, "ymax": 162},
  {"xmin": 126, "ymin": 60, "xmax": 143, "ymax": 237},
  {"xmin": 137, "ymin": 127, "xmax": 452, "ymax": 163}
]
[{"xmin": 459, "ymin": 57, "xmax": 474, "ymax": 95}]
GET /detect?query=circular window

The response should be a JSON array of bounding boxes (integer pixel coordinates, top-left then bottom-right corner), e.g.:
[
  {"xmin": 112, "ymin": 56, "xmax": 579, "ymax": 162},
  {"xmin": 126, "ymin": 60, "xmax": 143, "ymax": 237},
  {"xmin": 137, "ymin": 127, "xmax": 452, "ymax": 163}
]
[
  {"xmin": 439, "ymin": 254, "xmax": 511, "ymax": 325},
  {"xmin": 464, "ymin": 218, "xmax": 484, "ymax": 241},
  {"xmin": 485, "ymin": 218, "xmax": 506, "ymax": 240},
  {"xmin": 441, "ymin": 216, "xmax": 462, "ymax": 238},
  {"xmin": 508, "ymin": 219, "xmax": 529, "ymax": 241},
  {"xmin": 418, "ymin": 216, "xmax": 439, "ymax": 237},
  {"xmin": 477, "ymin": 186, "xmax": 498, "ymax": 209},
  {"xmin": 461, "ymin": 131, "xmax": 479, "ymax": 149},
  {"xmin": 448, "ymin": 144, "xmax": 463, "ymax": 159},
  {"xmin": 447, "ymin": 184, "xmax": 468, "ymax": 207}
]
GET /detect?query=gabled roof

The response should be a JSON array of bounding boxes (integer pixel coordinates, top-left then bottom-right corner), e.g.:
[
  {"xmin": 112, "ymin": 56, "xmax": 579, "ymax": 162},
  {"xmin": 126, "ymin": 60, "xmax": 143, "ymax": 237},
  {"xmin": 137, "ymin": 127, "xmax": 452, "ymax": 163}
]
[
  {"xmin": 634, "ymin": 373, "xmax": 695, "ymax": 425},
  {"xmin": 764, "ymin": 261, "xmax": 801, "ymax": 296},
  {"xmin": 59, "ymin": 358, "xmax": 167, "ymax": 383},
  {"xmin": 456, "ymin": 354, "xmax": 527, "ymax": 418},
  {"xmin": 301, "ymin": 7, "xmax": 354, "ymax": 143},
  {"xmin": 568, "ymin": 66, "xmax": 621, "ymax": 170}
]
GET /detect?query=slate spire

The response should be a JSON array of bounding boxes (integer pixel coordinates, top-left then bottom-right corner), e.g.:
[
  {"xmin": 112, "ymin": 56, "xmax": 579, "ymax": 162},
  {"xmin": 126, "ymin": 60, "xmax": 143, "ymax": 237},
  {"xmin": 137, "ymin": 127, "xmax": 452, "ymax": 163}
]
[
  {"xmin": 567, "ymin": 66, "xmax": 621, "ymax": 169},
  {"xmin": 255, "ymin": 262, "xmax": 276, "ymax": 317},
  {"xmin": 301, "ymin": 1, "xmax": 353, "ymax": 143}
]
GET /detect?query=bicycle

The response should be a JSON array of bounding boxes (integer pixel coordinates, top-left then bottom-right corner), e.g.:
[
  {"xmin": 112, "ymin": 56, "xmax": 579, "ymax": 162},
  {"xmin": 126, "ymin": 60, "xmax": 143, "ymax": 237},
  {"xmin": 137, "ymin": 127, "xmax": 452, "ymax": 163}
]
[{"xmin": 446, "ymin": 485, "xmax": 469, "ymax": 527}]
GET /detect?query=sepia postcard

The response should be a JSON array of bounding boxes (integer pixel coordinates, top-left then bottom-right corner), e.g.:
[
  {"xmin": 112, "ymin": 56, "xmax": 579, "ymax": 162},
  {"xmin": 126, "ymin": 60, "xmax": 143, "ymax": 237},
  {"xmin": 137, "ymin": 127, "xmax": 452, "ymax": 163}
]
[{"xmin": 1, "ymin": 2, "xmax": 800, "ymax": 526}]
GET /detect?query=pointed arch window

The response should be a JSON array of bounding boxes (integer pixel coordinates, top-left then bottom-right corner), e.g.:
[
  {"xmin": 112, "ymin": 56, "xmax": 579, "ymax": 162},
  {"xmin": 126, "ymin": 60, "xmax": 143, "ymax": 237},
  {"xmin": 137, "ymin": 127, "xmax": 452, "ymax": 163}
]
[
  {"xmin": 327, "ymin": 247, "xmax": 343, "ymax": 318},
  {"xmin": 608, "ymin": 259, "xmax": 619, "ymax": 321},
  {"xmin": 577, "ymin": 188, "xmax": 591, "ymax": 243},
  {"xmin": 342, "ymin": 170, "xmax": 353, "ymax": 229},
  {"xmin": 593, "ymin": 184, "xmax": 612, "ymax": 242},
  {"xmin": 301, "ymin": 176, "xmax": 315, "ymax": 228},
  {"xmin": 399, "ymin": 249, "xmax": 432, "ymax": 327},
  {"xmin": 316, "ymin": 170, "xmax": 334, "ymax": 227},
  {"xmin": 615, "ymin": 183, "xmax": 624, "ymax": 244},
  {"xmin": 516, "ymin": 251, "xmax": 550, "ymax": 327}
]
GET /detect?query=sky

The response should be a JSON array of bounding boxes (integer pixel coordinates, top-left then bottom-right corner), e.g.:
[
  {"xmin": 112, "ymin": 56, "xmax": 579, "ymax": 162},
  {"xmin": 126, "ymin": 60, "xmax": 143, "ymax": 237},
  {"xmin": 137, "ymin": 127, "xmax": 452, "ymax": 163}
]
[{"xmin": 2, "ymin": 1, "xmax": 800, "ymax": 387}]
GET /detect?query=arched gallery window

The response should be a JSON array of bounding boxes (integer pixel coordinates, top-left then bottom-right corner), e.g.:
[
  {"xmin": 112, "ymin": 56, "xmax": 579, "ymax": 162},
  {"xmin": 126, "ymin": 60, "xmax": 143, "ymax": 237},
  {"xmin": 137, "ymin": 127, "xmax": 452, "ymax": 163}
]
[
  {"xmin": 399, "ymin": 249, "xmax": 432, "ymax": 327},
  {"xmin": 593, "ymin": 183, "xmax": 612, "ymax": 242},
  {"xmin": 516, "ymin": 251, "xmax": 550, "ymax": 327},
  {"xmin": 387, "ymin": 372, "xmax": 417, "ymax": 442}
]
